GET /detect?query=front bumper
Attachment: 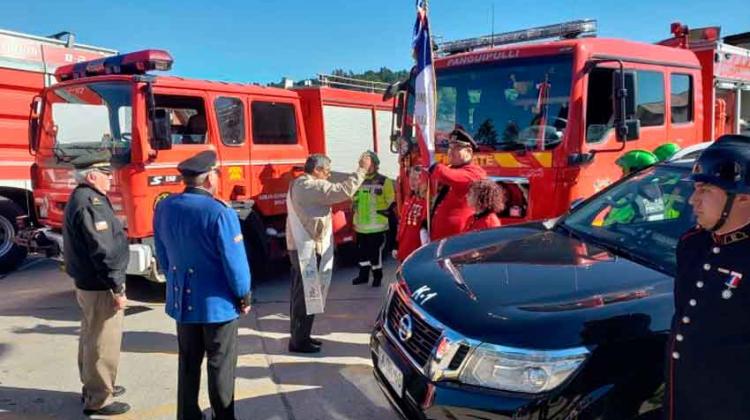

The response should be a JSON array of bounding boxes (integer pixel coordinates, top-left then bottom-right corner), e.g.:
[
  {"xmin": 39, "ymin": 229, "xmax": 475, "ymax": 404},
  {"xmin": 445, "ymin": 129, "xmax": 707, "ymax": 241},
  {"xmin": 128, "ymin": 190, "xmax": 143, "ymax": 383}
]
[
  {"xmin": 15, "ymin": 226, "xmax": 163, "ymax": 281},
  {"xmin": 370, "ymin": 321, "xmax": 539, "ymax": 420}
]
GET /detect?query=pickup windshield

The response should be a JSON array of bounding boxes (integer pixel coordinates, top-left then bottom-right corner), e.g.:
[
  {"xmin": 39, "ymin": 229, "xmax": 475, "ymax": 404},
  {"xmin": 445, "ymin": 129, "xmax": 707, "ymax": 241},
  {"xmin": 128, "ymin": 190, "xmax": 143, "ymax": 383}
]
[
  {"xmin": 45, "ymin": 82, "xmax": 132, "ymax": 161},
  {"xmin": 560, "ymin": 165, "xmax": 696, "ymax": 275},
  {"xmin": 435, "ymin": 54, "xmax": 572, "ymax": 151}
]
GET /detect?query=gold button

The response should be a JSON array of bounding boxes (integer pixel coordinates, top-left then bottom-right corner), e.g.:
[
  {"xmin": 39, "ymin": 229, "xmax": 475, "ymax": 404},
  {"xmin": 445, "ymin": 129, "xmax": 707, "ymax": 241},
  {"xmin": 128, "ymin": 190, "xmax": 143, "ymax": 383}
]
[
  {"xmin": 676, "ymin": 334, "xmax": 684, "ymax": 342},
  {"xmin": 703, "ymin": 264, "xmax": 711, "ymax": 271},
  {"xmin": 672, "ymin": 352, "xmax": 680, "ymax": 359},
  {"xmin": 689, "ymin": 299, "xmax": 697, "ymax": 306},
  {"xmin": 188, "ymin": 306, "xmax": 193, "ymax": 311},
  {"xmin": 696, "ymin": 281, "xmax": 704, "ymax": 288},
  {"xmin": 713, "ymin": 247, "xmax": 720, "ymax": 254},
  {"xmin": 682, "ymin": 316, "xmax": 690, "ymax": 324},
  {"xmin": 186, "ymin": 289, "xmax": 191, "ymax": 294},
  {"xmin": 188, "ymin": 268, "xmax": 194, "ymax": 274}
]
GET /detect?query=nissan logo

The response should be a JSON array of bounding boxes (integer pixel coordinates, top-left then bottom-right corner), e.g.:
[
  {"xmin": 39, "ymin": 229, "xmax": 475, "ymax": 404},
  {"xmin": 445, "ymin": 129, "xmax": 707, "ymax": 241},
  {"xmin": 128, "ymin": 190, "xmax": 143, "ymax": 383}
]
[{"xmin": 398, "ymin": 314, "xmax": 413, "ymax": 342}]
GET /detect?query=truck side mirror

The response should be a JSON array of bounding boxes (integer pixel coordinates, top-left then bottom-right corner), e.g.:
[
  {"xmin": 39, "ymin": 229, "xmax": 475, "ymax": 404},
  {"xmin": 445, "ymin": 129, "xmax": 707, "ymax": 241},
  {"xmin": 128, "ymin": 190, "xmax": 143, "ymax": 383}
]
[
  {"xmin": 390, "ymin": 91, "xmax": 407, "ymax": 154},
  {"xmin": 28, "ymin": 96, "xmax": 42, "ymax": 153},
  {"xmin": 150, "ymin": 108, "xmax": 172, "ymax": 150},
  {"xmin": 613, "ymin": 71, "xmax": 638, "ymax": 141}
]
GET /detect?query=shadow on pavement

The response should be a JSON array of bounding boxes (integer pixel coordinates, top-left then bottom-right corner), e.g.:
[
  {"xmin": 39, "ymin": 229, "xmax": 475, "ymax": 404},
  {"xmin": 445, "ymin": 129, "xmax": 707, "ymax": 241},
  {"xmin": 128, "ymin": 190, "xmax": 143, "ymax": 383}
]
[{"xmin": 0, "ymin": 386, "xmax": 84, "ymax": 420}]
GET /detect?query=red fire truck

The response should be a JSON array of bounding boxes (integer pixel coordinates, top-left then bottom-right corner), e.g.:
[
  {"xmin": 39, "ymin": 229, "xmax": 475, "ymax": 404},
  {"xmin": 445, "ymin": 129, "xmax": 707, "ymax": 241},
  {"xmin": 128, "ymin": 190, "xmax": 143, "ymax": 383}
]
[
  {"xmin": 0, "ymin": 29, "xmax": 115, "ymax": 272},
  {"xmin": 16, "ymin": 49, "xmax": 393, "ymax": 280},
  {"xmin": 389, "ymin": 20, "xmax": 750, "ymax": 224}
]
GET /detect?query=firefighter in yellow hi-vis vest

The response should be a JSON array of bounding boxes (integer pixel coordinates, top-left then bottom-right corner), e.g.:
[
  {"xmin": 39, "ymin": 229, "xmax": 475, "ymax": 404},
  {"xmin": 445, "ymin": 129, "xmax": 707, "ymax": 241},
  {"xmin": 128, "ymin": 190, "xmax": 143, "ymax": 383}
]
[{"xmin": 352, "ymin": 151, "xmax": 395, "ymax": 287}]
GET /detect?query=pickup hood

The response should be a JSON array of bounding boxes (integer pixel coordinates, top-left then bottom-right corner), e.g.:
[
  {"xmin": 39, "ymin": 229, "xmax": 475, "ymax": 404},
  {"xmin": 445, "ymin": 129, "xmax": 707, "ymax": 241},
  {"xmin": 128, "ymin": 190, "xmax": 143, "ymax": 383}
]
[{"xmin": 401, "ymin": 224, "xmax": 674, "ymax": 349}]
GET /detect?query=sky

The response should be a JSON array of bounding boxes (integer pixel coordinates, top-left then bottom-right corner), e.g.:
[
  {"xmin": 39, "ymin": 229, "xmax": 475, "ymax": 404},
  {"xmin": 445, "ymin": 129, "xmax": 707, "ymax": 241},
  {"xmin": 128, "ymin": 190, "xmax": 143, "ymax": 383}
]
[{"xmin": 1, "ymin": 0, "xmax": 747, "ymax": 84}]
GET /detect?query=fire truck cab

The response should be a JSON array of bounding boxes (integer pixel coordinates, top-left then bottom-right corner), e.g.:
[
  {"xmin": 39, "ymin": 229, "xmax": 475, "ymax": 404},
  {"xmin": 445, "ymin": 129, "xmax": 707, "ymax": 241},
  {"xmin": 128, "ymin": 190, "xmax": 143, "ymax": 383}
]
[
  {"xmin": 390, "ymin": 20, "xmax": 750, "ymax": 225},
  {"xmin": 20, "ymin": 50, "xmax": 393, "ymax": 281}
]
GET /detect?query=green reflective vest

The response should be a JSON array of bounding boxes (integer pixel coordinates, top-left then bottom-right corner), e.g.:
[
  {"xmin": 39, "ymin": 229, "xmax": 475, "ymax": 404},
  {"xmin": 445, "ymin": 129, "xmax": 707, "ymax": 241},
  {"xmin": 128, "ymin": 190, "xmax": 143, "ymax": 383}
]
[{"xmin": 353, "ymin": 173, "xmax": 395, "ymax": 234}]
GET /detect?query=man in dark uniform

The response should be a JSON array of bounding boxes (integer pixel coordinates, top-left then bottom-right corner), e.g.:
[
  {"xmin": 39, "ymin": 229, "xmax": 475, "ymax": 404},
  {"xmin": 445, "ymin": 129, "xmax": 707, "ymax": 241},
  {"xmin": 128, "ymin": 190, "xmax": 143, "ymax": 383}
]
[
  {"xmin": 153, "ymin": 151, "xmax": 251, "ymax": 420},
  {"xmin": 63, "ymin": 150, "xmax": 130, "ymax": 416},
  {"xmin": 667, "ymin": 135, "xmax": 750, "ymax": 419},
  {"xmin": 429, "ymin": 128, "xmax": 487, "ymax": 240}
]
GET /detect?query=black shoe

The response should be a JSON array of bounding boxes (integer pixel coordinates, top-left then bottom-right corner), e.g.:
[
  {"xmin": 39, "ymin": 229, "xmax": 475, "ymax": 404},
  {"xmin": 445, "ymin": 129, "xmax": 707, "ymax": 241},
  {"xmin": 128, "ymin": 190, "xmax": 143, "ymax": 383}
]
[
  {"xmin": 352, "ymin": 276, "xmax": 368, "ymax": 285},
  {"xmin": 288, "ymin": 342, "xmax": 321, "ymax": 353},
  {"xmin": 309, "ymin": 338, "xmax": 322, "ymax": 346},
  {"xmin": 83, "ymin": 401, "xmax": 131, "ymax": 416},
  {"xmin": 81, "ymin": 385, "xmax": 126, "ymax": 403}
]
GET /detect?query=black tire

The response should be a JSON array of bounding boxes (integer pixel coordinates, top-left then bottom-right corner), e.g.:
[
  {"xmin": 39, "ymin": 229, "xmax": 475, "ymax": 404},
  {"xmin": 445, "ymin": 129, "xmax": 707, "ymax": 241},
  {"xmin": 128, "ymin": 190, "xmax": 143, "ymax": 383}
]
[
  {"xmin": 0, "ymin": 200, "xmax": 28, "ymax": 274},
  {"xmin": 242, "ymin": 212, "xmax": 270, "ymax": 281}
]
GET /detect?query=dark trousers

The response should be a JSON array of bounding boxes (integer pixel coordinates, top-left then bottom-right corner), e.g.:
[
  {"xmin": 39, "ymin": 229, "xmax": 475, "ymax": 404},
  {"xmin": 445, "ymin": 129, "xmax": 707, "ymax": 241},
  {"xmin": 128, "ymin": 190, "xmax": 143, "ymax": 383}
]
[
  {"xmin": 176, "ymin": 319, "xmax": 238, "ymax": 420},
  {"xmin": 289, "ymin": 251, "xmax": 315, "ymax": 347},
  {"xmin": 355, "ymin": 232, "xmax": 387, "ymax": 283}
]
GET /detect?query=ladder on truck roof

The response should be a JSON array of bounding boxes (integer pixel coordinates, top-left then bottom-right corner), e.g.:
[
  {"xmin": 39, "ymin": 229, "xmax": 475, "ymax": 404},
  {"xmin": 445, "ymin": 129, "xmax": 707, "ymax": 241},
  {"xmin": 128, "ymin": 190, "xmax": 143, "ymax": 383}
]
[
  {"xmin": 437, "ymin": 19, "xmax": 597, "ymax": 56},
  {"xmin": 316, "ymin": 73, "xmax": 389, "ymax": 93}
]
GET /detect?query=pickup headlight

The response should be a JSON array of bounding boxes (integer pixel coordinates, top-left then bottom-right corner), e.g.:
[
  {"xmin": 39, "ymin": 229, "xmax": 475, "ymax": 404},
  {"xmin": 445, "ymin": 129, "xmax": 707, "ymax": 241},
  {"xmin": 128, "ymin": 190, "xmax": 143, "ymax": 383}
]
[{"xmin": 459, "ymin": 343, "xmax": 589, "ymax": 393}]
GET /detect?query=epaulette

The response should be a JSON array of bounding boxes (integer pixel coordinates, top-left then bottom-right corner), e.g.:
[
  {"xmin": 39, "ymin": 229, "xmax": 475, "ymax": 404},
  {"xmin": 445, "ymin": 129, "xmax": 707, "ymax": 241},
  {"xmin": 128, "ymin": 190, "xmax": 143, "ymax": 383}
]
[
  {"xmin": 89, "ymin": 195, "xmax": 104, "ymax": 206},
  {"xmin": 680, "ymin": 225, "xmax": 705, "ymax": 241}
]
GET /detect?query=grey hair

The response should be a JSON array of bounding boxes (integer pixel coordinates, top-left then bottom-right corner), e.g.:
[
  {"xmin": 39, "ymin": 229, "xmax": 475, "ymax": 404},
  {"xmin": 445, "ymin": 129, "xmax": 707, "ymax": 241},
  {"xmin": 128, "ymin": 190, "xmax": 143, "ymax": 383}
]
[
  {"xmin": 183, "ymin": 172, "xmax": 210, "ymax": 187},
  {"xmin": 304, "ymin": 154, "xmax": 331, "ymax": 174},
  {"xmin": 74, "ymin": 169, "xmax": 96, "ymax": 185}
]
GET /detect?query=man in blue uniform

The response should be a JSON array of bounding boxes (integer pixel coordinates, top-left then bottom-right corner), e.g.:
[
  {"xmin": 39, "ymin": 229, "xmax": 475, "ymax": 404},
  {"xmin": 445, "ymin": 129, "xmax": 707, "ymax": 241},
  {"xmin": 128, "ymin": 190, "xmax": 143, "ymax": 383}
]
[
  {"xmin": 667, "ymin": 135, "xmax": 750, "ymax": 419},
  {"xmin": 153, "ymin": 150, "xmax": 251, "ymax": 420}
]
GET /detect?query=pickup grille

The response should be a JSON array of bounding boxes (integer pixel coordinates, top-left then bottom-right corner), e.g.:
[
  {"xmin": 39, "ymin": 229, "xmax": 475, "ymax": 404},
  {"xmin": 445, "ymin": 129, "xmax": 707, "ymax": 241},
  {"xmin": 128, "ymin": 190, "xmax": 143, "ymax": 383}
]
[{"xmin": 386, "ymin": 291, "xmax": 442, "ymax": 368}]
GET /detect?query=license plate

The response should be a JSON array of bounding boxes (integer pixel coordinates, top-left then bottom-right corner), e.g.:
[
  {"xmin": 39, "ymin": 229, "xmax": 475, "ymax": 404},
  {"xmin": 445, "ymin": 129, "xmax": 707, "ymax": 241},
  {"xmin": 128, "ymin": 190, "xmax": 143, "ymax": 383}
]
[{"xmin": 378, "ymin": 347, "xmax": 404, "ymax": 397}]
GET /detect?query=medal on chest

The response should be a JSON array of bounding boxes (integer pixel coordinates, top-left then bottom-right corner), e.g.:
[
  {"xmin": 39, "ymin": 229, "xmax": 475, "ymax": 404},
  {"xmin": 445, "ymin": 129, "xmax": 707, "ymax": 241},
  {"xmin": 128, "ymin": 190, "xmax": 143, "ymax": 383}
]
[
  {"xmin": 721, "ymin": 271, "xmax": 743, "ymax": 300},
  {"xmin": 408, "ymin": 203, "xmax": 423, "ymax": 226}
]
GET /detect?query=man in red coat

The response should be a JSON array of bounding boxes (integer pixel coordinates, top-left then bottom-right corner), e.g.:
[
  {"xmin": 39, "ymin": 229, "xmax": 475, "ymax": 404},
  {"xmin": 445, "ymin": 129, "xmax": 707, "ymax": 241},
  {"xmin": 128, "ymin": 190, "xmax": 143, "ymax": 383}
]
[{"xmin": 429, "ymin": 129, "xmax": 487, "ymax": 241}]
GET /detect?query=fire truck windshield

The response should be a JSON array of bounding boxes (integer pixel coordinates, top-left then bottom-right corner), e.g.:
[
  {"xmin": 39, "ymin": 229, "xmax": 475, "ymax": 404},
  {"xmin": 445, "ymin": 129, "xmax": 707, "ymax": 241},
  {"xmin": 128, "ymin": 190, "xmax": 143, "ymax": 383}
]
[
  {"xmin": 45, "ymin": 82, "xmax": 132, "ymax": 162},
  {"xmin": 435, "ymin": 54, "xmax": 572, "ymax": 151}
]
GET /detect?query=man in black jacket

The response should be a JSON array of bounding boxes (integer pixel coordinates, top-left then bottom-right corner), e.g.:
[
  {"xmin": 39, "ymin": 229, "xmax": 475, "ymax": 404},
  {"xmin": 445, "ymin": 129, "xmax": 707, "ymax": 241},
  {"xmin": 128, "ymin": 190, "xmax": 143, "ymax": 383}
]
[{"xmin": 63, "ymin": 150, "xmax": 130, "ymax": 416}]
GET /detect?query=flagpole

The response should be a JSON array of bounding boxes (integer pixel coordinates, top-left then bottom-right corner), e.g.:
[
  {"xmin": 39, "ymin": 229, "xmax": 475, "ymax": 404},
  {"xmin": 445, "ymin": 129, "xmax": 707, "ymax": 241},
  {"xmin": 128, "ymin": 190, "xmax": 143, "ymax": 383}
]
[{"xmin": 426, "ymin": 0, "xmax": 437, "ymax": 239}]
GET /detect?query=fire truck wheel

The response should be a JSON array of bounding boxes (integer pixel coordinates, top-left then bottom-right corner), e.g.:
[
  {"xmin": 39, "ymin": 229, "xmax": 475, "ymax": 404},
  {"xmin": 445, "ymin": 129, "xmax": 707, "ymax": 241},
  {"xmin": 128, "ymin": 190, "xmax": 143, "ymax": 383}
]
[{"xmin": 0, "ymin": 200, "xmax": 28, "ymax": 274}]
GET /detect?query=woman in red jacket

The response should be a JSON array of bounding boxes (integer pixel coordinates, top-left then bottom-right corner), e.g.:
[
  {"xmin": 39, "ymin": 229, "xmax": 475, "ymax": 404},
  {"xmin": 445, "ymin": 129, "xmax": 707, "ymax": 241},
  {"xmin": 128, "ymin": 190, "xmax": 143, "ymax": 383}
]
[{"xmin": 464, "ymin": 179, "xmax": 505, "ymax": 232}]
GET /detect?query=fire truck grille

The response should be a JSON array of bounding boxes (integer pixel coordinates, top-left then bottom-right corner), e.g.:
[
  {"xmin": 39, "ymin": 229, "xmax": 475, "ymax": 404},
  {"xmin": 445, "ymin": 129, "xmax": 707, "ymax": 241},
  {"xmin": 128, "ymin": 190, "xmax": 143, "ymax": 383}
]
[{"xmin": 386, "ymin": 291, "xmax": 442, "ymax": 368}]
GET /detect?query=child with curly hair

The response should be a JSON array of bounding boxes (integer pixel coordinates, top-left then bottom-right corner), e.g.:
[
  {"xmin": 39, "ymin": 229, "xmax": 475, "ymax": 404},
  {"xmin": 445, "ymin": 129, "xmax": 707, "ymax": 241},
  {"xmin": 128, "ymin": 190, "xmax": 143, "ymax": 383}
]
[{"xmin": 465, "ymin": 179, "xmax": 504, "ymax": 232}]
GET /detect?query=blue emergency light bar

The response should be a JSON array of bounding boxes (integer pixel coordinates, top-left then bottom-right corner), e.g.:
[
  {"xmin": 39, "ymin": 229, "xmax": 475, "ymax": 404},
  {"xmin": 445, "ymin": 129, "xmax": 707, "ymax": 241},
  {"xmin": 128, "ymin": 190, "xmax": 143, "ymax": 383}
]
[
  {"xmin": 437, "ymin": 19, "xmax": 598, "ymax": 56},
  {"xmin": 55, "ymin": 49, "xmax": 173, "ymax": 81}
]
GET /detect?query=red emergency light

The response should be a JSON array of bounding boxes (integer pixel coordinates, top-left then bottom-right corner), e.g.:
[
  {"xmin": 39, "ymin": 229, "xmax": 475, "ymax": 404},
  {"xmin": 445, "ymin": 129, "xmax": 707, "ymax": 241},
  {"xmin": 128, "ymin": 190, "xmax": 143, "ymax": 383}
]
[{"xmin": 55, "ymin": 49, "xmax": 173, "ymax": 81}]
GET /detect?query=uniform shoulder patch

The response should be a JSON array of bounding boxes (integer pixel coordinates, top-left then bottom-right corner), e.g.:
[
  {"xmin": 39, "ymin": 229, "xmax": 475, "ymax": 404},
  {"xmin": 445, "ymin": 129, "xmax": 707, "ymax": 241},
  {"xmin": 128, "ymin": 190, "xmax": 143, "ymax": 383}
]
[
  {"xmin": 680, "ymin": 225, "xmax": 705, "ymax": 242},
  {"xmin": 94, "ymin": 220, "xmax": 109, "ymax": 231},
  {"xmin": 89, "ymin": 196, "xmax": 103, "ymax": 206}
]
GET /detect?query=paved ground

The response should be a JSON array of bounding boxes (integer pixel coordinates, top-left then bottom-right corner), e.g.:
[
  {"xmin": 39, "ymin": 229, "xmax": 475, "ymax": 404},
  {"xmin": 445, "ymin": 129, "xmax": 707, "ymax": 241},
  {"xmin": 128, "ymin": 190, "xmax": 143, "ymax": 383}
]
[{"xmin": 0, "ymin": 256, "xmax": 400, "ymax": 420}]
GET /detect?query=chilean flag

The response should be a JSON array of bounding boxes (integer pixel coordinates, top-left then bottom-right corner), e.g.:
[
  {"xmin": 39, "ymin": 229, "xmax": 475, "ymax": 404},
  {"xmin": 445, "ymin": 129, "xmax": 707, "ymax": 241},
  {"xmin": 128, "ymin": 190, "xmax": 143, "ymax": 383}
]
[{"xmin": 412, "ymin": 0, "xmax": 437, "ymax": 166}]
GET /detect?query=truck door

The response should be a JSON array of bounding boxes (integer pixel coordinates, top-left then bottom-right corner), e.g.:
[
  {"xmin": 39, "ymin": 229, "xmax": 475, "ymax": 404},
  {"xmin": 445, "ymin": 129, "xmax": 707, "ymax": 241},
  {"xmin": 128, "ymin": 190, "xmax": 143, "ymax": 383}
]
[
  {"xmin": 247, "ymin": 96, "xmax": 308, "ymax": 219},
  {"xmin": 210, "ymin": 94, "xmax": 251, "ymax": 209},
  {"xmin": 581, "ymin": 66, "xmax": 670, "ymax": 197},
  {"xmin": 142, "ymin": 89, "xmax": 213, "ymax": 227}
]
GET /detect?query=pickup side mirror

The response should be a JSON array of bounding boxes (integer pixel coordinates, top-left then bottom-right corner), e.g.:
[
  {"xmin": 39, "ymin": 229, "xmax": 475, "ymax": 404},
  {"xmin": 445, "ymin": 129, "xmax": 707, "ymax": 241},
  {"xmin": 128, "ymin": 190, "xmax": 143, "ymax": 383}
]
[
  {"xmin": 28, "ymin": 96, "xmax": 42, "ymax": 153},
  {"xmin": 150, "ymin": 108, "xmax": 172, "ymax": 150}
]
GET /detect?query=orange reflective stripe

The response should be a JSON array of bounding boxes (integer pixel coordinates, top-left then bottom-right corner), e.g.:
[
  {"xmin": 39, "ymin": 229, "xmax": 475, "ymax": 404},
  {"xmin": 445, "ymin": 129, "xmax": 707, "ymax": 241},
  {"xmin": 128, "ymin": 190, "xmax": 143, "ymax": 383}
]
[{"xmin": 532, "ymin": 152, "xmax": 553, "ymax": 168}]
